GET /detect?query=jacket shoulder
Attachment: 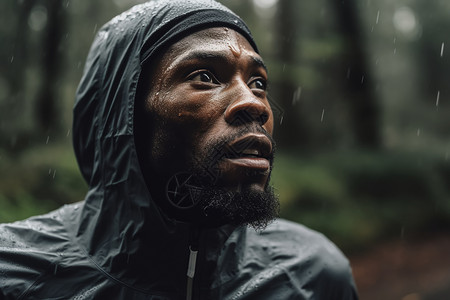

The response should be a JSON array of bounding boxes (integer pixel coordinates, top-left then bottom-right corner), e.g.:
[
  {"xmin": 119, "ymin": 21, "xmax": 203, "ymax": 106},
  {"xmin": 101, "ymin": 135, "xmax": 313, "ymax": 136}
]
[
  {"xmin": 0, "ymin": 206, "xmax": 74, "ymax": 298},
  {"xmin": 229, "ymin": 219, "xmax": 359, "ymax": 299}
]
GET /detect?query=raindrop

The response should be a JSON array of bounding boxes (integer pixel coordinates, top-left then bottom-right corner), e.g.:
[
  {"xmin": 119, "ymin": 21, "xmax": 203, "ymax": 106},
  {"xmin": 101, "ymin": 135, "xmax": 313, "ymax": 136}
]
[
  {"xmin": 361, "ymin": 75, "xmax": 365, "ymax": 84},
  {"xmin": 375, "ymin": 10, "xmax": 380, "ymax": 24},
  {"xmin": 291, "ymin": 87, "xmax": 302, "ymax": 106},
  {"xmin": 54, "ymin": 263, "xmax": 58, "ymax": 274},
  {"xmin": 393, "ymin": 48, "xmax": 397, "ymax": 55},
  {"xmin": 53, "ymin": 169, "xmax": 56, "ymax": 179},
  {"xmin": 279, "ymin": 115, "xmax": 283, "ymax": 125},
  {"xmin": 46, "ymin": 136, "xmax": 50, "ymax": 144},
  {"xmin": 320, "ymin": 109, "xmax": 325, "ymax": 122},
  {"xmin": 10, "ymin": 56, "xmax": 14, "ymax": 63},
  {"xmin": 416, "ymin": 128, "xmax": 421, "ymax": 137},
  {"xmin": 440, "ymin": 42, "xmax": 445, "ymax": 57},
  {"xmin": 436, "ymin": 90, "xmax": 440, "ymax": 107},
  {"xmin": 67, "ymin": 129, "xmax": 71, "ymax": 137}
]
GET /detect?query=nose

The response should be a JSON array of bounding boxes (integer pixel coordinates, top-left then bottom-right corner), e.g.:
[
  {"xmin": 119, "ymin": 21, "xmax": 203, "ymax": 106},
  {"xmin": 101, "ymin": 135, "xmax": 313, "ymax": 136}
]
[{"xmin": 224, "ymin": 85, "xmax": 272, "ymax": 127}]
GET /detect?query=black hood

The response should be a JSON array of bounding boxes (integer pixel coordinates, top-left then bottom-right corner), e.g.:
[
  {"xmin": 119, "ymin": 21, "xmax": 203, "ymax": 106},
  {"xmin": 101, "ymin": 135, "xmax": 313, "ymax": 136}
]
[{"xmin": 72, "ymin": 0, "xmax": 257, "ymax": 292}]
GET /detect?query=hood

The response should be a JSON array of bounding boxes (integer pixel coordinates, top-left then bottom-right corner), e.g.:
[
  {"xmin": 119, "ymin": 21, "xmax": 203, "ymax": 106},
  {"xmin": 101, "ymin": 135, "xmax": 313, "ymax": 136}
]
[{"xmin": 71, "ymin": 0, "xmax": 258, "ymax": 293}]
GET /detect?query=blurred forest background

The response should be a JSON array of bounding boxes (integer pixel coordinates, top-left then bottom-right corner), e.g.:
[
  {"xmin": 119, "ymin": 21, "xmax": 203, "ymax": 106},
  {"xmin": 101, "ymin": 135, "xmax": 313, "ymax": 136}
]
[{"xmin": 1, "ymin": 0, "xmax": 449, "ymax": 298}]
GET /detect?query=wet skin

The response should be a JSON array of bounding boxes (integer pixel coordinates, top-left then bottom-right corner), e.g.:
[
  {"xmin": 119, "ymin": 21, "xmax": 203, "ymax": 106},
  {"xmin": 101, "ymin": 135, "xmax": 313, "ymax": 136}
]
[{"xmin": 142, "ymin": 27, "xmax": 274, "ymax": 197}]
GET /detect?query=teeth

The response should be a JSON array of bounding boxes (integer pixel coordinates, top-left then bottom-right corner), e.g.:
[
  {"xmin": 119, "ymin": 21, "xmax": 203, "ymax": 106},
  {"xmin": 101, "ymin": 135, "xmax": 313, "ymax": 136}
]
[{"xmin": 241, "ymin": 149, "xmax": 260, "ymax": 156}]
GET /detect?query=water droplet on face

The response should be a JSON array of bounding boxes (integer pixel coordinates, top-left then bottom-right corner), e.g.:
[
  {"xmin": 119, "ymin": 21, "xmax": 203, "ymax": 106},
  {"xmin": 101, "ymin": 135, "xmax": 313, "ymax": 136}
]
[{"xmin": 228, "ymin": 43, "xmax": 241, "ymax": 58}]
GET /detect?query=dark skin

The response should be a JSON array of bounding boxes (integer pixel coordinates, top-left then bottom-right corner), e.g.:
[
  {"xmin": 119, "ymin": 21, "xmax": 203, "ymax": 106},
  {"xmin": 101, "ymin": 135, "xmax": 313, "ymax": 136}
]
[{"xmin": 140, "ymin": 27, "xmax": 274, "ymax": 212}]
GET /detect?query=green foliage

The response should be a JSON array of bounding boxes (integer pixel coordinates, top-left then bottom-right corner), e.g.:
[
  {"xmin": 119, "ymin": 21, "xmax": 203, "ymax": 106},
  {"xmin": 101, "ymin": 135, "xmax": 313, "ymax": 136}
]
[
  {"xmin": 0, "ymin": 145, "xmax": 87, "ymax": 223},
  {"xmin": 272, "ymin": 151, "xmax": 450, "ymax": 252}
]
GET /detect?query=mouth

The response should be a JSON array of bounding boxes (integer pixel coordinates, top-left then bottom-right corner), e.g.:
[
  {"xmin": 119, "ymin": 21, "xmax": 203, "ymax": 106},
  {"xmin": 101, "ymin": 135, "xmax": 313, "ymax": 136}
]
[{"xmin": 222, "ymin": 133, "xmax": 273, "ymax": 171}]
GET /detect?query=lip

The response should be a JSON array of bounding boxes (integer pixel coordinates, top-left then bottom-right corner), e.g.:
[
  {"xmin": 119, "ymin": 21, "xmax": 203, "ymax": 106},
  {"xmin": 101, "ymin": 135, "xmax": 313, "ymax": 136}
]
[
  {"xmin": 225, "ymin": 133, "xmax": 273, "ymax": 160},
  {"xmin": 223, "ymin": 156, "xmax": 270, "ymax": 171},
  {"xmin": 221, "ymin": 133, "xmax": 273, "ymax": 172}
]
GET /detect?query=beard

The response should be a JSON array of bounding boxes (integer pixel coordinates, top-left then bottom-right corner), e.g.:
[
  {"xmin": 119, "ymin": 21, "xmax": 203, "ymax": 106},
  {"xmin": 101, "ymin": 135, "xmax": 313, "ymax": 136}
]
[
  {"xmin": 182, "ymin": 126, "xmax": 280, "ymax": 230},
  {"xmin": 196, "ymin": 184, "xmax": 279, "ymax": 230}
]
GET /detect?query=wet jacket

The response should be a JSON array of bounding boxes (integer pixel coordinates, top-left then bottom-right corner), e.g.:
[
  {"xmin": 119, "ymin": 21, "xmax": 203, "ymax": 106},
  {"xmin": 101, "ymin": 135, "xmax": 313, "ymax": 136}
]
[{"xmin": 0, "ymin": 1, "xmax": 359, "ymax": 299}]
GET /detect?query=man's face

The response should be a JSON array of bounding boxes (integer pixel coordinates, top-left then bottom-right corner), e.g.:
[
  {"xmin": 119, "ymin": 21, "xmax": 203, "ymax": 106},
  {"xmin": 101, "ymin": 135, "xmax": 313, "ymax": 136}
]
[{"xmin": 140, "ymin": 27, "xmax": 277, "ymax": 226}]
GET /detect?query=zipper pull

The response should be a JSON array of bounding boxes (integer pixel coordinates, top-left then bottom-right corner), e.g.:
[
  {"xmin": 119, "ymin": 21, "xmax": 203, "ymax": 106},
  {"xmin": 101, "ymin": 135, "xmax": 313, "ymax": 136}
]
[
  {"xmin": 187, "ymin": 246, "xmax": 198, "ymax": 279},
  {"xmin": 186, "ymin": 246, "xmax": 198, "ymax": 300}
]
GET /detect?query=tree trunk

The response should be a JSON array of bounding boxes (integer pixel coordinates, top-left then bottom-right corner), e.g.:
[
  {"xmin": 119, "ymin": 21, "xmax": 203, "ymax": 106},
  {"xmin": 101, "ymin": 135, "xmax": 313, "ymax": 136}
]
[
  {"xmin": 35, "ymin": 0, "xmax": 67, "ymax": 134},
  {"xmin": 332, "ymin": 0, "xmax": 381, "ymax": 149}
]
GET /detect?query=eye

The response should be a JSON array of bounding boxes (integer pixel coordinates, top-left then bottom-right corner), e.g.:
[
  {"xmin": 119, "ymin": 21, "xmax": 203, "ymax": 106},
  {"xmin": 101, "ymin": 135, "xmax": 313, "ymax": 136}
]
[
  {"xmin": 249, "ymin": 78, "xmax": 267, "ymax": 91},
  {"xmin": 188, "ymin": 70, "xmax": 218, "ymax": 84}
]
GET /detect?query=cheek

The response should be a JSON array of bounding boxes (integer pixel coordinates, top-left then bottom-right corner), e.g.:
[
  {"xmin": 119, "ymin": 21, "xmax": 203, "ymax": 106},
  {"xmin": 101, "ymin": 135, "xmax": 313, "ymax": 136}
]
[{"xmin": 160, "ymin": 90, "xmax": 223, "ymax": 129}]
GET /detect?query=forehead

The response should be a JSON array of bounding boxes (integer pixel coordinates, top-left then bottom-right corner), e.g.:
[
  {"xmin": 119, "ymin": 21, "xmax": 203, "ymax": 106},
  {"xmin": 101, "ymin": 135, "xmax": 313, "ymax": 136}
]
[{"xmin": 162, "ymin": 27, "xmax": 261, "ymax": 64}]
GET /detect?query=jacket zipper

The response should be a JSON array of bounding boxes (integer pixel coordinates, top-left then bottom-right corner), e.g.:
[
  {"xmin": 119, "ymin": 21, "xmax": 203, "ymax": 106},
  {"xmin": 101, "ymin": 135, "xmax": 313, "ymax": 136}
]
[{"xmin": 186, "ymin": 227, "xmax": 200, "ymax": 300}]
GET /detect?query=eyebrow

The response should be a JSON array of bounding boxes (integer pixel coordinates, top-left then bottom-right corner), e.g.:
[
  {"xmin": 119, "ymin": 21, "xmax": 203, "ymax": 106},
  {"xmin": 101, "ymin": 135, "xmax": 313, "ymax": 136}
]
[{"xmin": 177, "ymin": 51, "xmax": 268, "ymax": 74}]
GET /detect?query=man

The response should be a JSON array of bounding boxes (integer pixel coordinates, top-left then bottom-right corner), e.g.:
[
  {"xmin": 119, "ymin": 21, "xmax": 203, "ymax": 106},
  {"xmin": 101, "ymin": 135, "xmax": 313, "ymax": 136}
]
[{"xmin": 0, "ymin": 0, "xmax": 358, "ymax": 299}]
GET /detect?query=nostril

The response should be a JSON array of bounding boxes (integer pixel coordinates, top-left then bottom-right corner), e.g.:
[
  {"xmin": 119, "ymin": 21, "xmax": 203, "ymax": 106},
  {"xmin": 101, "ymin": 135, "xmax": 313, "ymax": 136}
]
[
  {"xmin": 229, "ymin": 110, "xmax": 253, "ymax": 126},
  {"xmin": 259, "ymin": 112, "xmax": 269, "ymax": 125}
]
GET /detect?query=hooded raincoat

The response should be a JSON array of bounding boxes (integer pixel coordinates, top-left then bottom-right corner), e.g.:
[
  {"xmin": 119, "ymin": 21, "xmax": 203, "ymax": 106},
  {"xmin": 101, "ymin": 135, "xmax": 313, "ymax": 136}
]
[{"xmin": 0, "ymin": 0, "xmax": 359, "ymax": 299}]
